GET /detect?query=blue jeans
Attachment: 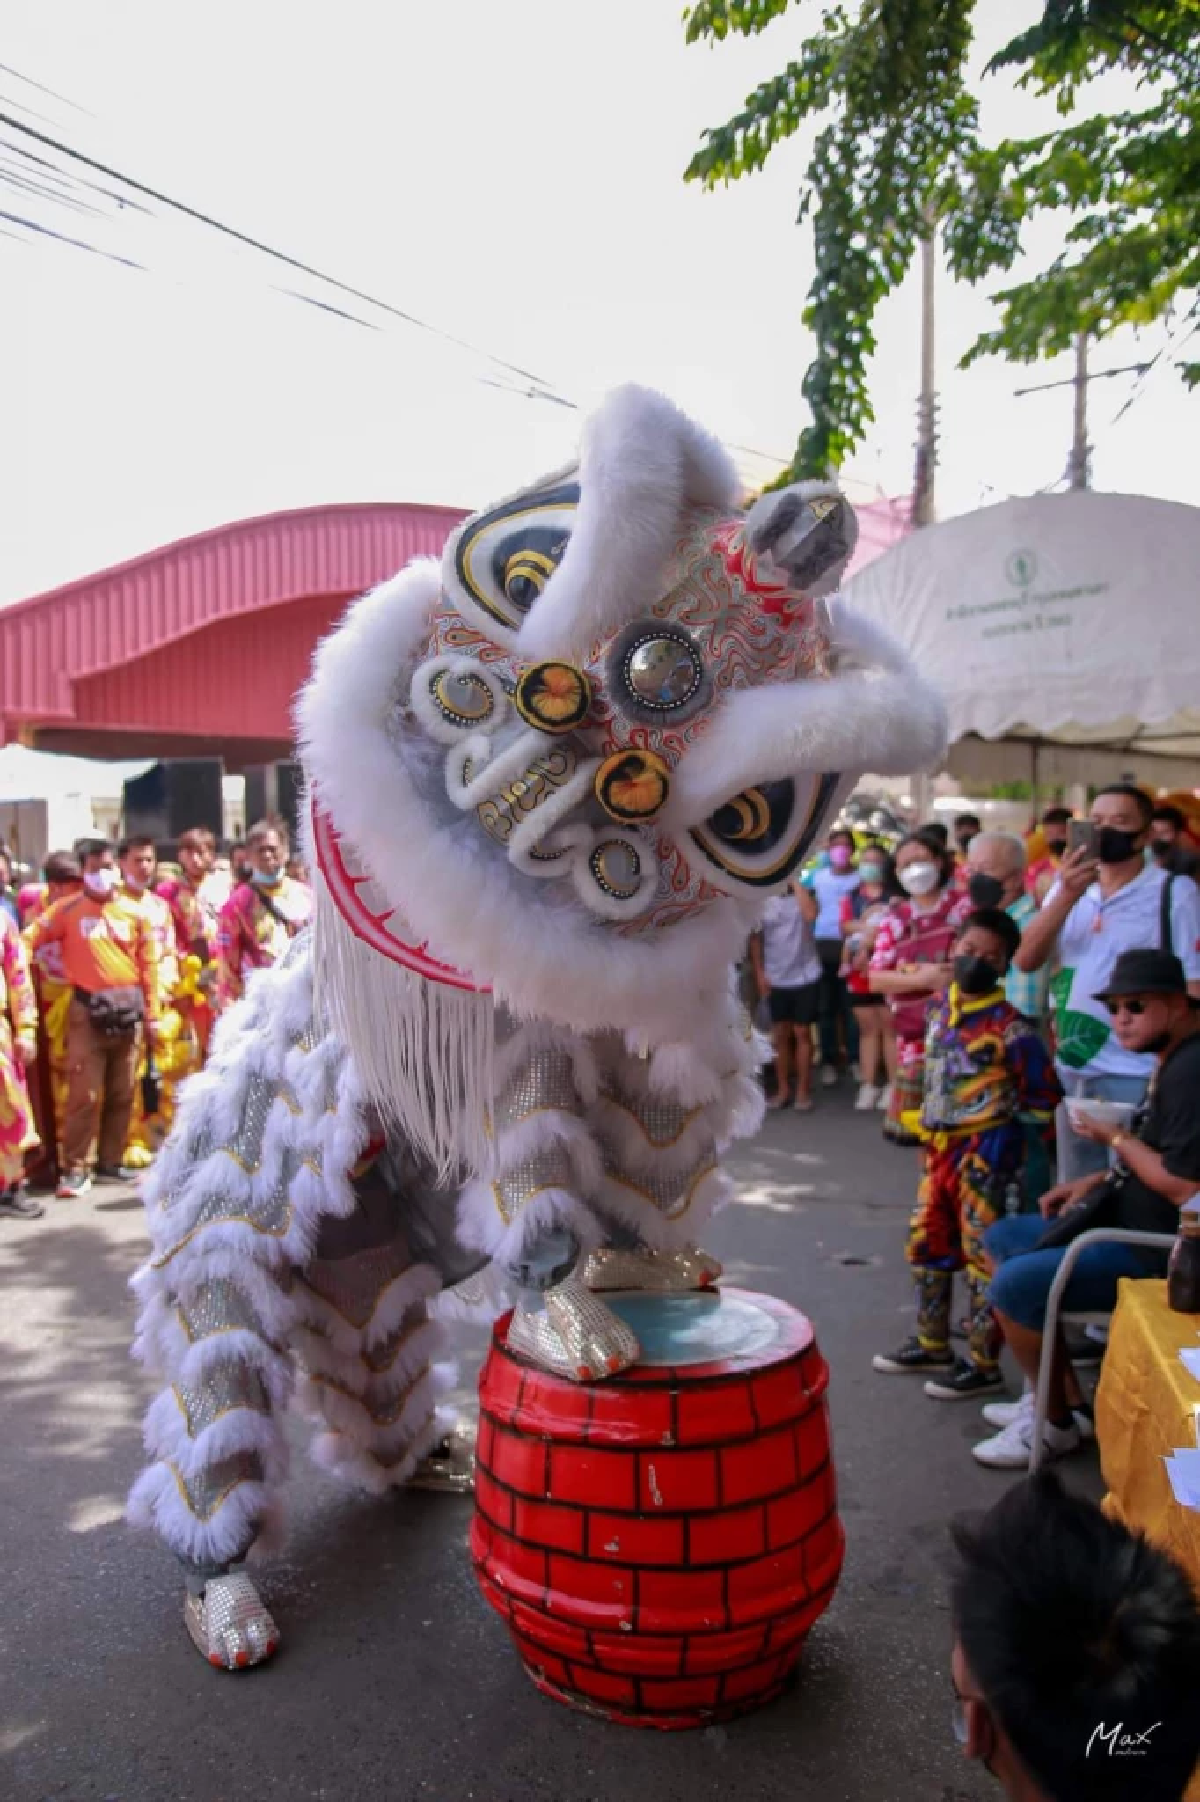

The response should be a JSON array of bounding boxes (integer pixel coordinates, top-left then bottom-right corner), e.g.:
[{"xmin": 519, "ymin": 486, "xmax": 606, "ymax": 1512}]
[
  {"xmin": 1054, "ymin": 1070, "xmax": 1148, "ymax": 1187},
  {"xmin": 985, "ymin": 1213, "xmax": 1160, "ymax": 1331}
]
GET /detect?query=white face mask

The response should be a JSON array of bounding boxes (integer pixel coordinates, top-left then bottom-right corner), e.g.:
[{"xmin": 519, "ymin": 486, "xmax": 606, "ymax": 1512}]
[
  {"xmin": 83, "ymin": 867, "xmax": 119, "ymax": 898},
  {"xmin": 898, "ymin": 861, "xmax": 940, "ymax": 898}
]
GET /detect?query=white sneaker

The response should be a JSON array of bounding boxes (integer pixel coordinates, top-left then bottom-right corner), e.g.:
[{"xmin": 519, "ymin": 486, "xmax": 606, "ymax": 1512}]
[
  {"xmin": 876, "ymin": 1084, "xmax": 892, "ymax": 1112},
  {"xmin": 972, "ymin": 1409, "xmax": 1081, "ymax": 1470},
  {"xmin": 821, "ymin": 1065, "xmax": 839, "ymax": 1088},
  {"xmin": 854, "ymin": 1082, "xmax": 879, "ymax": 1111},
  {"xmin": 981, "ymin": 1394, "xmax": 1094, "ymax": 1441}
]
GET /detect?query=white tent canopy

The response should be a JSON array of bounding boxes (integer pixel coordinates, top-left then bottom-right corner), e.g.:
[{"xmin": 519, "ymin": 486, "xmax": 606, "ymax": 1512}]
[{"xmin": 842, "ymin": 491, "xmax": 1200, "ymax": 789}]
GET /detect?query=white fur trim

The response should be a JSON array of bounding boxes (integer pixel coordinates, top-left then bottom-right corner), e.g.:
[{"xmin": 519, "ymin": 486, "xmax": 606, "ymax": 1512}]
[
  {"xmin": 595, "ymin": 1164, "xmax": 731, "ymax": 1252},
  {"xmin": 515, "ymin": 385, "xmax": 739, "ymax": 662},
  {"xmin": 456, "ymin": 1177, "xmax": 604, "ymax": 1267},
  {"xmin": 126, "ymin": 1463, "xmax": 281, "ymax": 1567},
  {"xmin": 305, "ymin": 1366, "xmax": 454, "ymax": 1494}
]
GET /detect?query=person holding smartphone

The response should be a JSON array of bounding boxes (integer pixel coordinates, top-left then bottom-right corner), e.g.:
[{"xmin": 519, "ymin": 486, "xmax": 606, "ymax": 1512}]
[{"xmin": 1014, "ymin": 784, "xmax": 1200, "ymax": 1186}]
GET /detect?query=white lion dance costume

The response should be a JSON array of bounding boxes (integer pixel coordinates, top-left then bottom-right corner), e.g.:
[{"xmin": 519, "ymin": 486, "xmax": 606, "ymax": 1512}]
[{"xmin": 128, "ymin": 387, "xmax": 946, "ymax": 1668}]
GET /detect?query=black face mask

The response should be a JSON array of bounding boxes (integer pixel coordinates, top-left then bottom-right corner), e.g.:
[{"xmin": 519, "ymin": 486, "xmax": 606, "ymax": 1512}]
[
  {"xmin": 1151, "ymin": 838, "xmax": 1174, "ymax": 861},
  {"xmin": 1044, "ymin": 836, "xmax": 1068, "ymax": 857},
  {"xmin": 954, "ymin": 954, "xmax": 1002, "ymax": 996},
  {"xmin": 1097, "ymin": 826, "xmax": 1143, "ymax": 864},
  {"xmin": 967, "ymin": 872, "xmax": 1005, "ymax": 909}
]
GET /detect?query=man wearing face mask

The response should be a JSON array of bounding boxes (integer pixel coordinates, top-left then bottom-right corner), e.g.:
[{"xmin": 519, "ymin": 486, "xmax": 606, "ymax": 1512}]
[
  {"xmin": 215, "ymin": 819, "xmax": 313, "ymax": 1010},
  {"xmin": 1015, "ymin": 784, "xmax": 1200, "ymax": 1187},
  {"xmin": 965, "ymin": 832, "xmax": 1048, "ymax": 1029},
  {"xmin": 1149, "ymin": 804, "xmax": 1200, "ymax": 879},
  {"xmin": 24, "ymin": 839, "xmax": 160, "ymax": 1199},
  {"xmin": 1024, "ymin": 805, "xmax": 1072, "ymax": 904}
]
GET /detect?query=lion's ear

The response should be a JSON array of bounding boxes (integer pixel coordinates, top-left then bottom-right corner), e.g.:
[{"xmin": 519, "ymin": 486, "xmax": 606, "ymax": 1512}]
[{"xmin": 744, "ymin": 483, "xmax": 858, "ymax": 597}]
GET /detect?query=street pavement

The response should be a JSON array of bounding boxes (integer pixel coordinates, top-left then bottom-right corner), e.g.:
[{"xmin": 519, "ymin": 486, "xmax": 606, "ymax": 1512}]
[{"xmin": 0, "ymin": 1082, "xmax": 1104, "ymax": 1802}]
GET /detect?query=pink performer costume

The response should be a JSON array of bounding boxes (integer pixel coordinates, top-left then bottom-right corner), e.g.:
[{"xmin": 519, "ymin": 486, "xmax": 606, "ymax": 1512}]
[{"xmin": 127, "ymin": 387, "xmax": 946, "ymax": 1669}]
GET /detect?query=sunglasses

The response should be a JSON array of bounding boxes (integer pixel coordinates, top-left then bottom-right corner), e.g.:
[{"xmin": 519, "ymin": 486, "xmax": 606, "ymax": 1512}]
[{"xmin": 1102, "ymin": 997, "xmax": 1157, "ymax": 1018}]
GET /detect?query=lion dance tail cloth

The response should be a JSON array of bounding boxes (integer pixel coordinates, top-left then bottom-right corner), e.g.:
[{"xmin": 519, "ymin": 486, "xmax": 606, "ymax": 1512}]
[{"xmin": 127, "ymin": 383, "xmax": 947, "ymax": 1665}]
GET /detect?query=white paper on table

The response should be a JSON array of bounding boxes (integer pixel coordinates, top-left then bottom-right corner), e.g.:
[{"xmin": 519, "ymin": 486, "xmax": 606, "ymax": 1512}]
[
  {"xmin": 1165, "ymin": 1452, "xmax": 1200, "ymax": 1510},
  {"xmin": 1178, "ymin": 1347, "xmax": 1200, "ymax": 1382}
]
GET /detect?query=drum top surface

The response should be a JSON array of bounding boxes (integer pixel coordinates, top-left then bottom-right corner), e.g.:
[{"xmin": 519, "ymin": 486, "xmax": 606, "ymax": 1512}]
[
  {"xmin": 604, "ymin": 1292, "xmax": 781, "ymax": 1369},
  {"xmin": 494, "ymin": 1287, "xmax": 813, "ymax": 1383}
]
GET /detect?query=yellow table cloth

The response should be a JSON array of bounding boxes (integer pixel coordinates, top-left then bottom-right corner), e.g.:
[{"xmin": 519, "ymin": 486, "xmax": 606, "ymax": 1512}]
[
  {"xmin": 1096, "ymin": 1279, "xmax": 1200, "ymax": 1802},
  {"xmin": 1096, "ymin": 1277, "xmax": 1200, "ymax": 1584}
]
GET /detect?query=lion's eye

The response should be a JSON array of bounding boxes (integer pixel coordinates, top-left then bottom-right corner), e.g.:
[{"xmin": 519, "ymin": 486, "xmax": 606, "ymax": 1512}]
[
  {"xmin": 708, "ymin": 788, "xmax": 771, "ymax": 842},
  {"xmin": 446, "ymin": 481, "xmax": 578, "ymax": 637},
  {"xmin": 689, "ymin": 775, "xmax": 842, "ymax": 891}
]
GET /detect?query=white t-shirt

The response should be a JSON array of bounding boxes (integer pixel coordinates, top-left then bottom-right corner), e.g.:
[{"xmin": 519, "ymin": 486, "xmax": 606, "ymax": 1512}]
[
  {"xmin": 1052, "ymin": 865, "xmax": 1200, "ymax": 1078},
  {"xmin": 807, "ymin": 866, "xmax": 861, "ymax": 939},
  {"xmin": 761, "ymin": 892, "xmax": 821, "ymax": 988}
]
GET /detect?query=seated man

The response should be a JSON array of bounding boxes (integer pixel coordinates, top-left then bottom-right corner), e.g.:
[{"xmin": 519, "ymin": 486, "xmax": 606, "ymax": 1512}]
[
  {"xmin": 976, "ymin": 949, "xmax": 1200, "ymax": 1470},
  {"xmin": 952, "ymin": 1471, "xmax": 1200, "ymax": 1801}
]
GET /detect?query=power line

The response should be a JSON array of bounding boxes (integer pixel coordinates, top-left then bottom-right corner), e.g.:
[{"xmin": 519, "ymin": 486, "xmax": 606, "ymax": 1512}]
[{"xmin": 0, "ymin": 109, "xmax": 578, "ymax": 412}]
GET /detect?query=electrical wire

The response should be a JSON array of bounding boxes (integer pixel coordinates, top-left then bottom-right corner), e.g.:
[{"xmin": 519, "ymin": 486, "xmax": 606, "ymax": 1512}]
[{"xmin": 0, "ymin": 108, "xmax": 579, "ymax": 412}]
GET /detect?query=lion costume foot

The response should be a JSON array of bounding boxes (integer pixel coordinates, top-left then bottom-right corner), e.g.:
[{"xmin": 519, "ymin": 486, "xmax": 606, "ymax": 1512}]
[
  {"xmin": 184, "ymin": 1573, "xmax": 280, "ymax": 1671},
  {"xmin": 583, "ymin": 1246, "xmax": 723, "ymax": 1293},
  {"xmin": 507, "ymin": 1278, "xmax": 640, "ymax": 1381}
]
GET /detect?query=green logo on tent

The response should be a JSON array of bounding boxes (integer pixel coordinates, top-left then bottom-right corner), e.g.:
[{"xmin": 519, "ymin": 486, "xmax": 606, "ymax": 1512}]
[{"xmin": 1006, "ymin": 549, "xmax": 1037, "ymax": 589}]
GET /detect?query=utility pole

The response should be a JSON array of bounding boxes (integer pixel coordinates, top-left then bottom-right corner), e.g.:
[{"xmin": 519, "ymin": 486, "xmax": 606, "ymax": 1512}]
[
  {"xmin": 1014, "ymin": 336, "xmax": 1150, "ymax": 489},
  {"xmin": 911, "ymin": 222, "xmax": 938, "ymax": 528},
  {"xmin": 1068, "ymin": 330, "xmax": 1090, "ymax": 489}
]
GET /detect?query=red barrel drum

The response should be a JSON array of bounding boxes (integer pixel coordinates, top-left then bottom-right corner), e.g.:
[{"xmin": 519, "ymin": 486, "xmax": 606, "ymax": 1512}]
[{"xmin": 470, "ymin": 1287, "xmax": 843, "ymax": 1729}]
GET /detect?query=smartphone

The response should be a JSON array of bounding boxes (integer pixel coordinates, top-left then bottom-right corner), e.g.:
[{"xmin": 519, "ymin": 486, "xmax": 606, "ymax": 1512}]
[{"xmin": 1067, "ymin": 820, "xmax": 1099, "ymax": 859}]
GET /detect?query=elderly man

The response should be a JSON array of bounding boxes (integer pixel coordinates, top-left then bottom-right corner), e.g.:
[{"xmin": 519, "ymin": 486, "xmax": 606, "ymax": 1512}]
[{"xmin": 966, "ymin": 832, "xmax": 1046, "ymax": 1026}]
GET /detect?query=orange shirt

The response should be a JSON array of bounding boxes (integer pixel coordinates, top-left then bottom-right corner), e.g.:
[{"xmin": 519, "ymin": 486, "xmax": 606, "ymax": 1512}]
[{"xmin": 25, "ymin": 889, "xmax": 160, "ymax": 1024}]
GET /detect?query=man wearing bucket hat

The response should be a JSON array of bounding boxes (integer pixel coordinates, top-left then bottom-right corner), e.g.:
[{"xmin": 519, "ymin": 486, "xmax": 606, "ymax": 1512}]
[{"xmin": 972, "ymin": 949, "xmax": 1200, "ymax": 1469}]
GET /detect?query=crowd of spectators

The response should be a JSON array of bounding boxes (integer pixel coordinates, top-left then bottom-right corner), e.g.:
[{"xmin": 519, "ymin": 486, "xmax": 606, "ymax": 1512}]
[
  {"xmin": 751, "ymin": 783, "xmax": 1200, "ymax": 1476},
  {"xmin": 0, "ymin": 818, "xmax": 311, "ymax": 1214}
]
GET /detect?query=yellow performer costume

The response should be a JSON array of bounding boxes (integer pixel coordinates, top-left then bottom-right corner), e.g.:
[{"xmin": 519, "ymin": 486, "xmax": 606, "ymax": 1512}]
[{"xmin": 123, "ymin": 885, "xmax": 198, "ymax": 1165}]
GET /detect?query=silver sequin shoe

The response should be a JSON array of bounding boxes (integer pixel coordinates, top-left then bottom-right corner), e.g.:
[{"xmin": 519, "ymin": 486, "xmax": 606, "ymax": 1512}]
[
  {"xmin": 184, "ymin": 1572, "xmax": 280, "ymax": 1671},
  {"xmin": 507, "ymin": 1277, "xmax": 640, "ymax": 1380},
  {"xmin": 583, "ymin": 1245, "xmax": 722, "ymax": 1293},
  {"xmin": 410, "ymin": 1418, "xmax": 477, "ymax": 1494}
]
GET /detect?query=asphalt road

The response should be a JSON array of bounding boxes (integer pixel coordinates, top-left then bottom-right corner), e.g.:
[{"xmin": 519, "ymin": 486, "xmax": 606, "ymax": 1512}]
[{"xmin": 0, "ymin": 1083, "xmax": 1103, "ymax": 1802}]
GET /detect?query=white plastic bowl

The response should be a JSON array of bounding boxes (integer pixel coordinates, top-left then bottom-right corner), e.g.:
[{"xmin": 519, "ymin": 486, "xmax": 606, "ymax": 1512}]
[{"xmin": 1066, "ymin": 1099, "xmax": 1136, "ymax": 1133}]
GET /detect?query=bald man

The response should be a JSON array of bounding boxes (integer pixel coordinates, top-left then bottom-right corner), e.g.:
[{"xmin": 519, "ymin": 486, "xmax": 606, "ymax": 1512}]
[{"xmin": 966, "ymin": 833, "xmax": 1047, "ymax": 1027}]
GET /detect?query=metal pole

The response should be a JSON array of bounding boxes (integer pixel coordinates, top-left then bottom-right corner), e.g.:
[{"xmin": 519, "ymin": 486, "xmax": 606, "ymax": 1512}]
[{"xmin": 1068, "ymin": 331, "xmax": 1091, "ymax": 489}]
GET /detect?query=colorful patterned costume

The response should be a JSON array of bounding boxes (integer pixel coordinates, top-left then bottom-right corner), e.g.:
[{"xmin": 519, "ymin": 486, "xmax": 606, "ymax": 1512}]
[
  {"xmin": 158, "ymin": 873, "xmax": 219, "ymax": 1059},
  {"xmin": 0, "ymin": 914, "xmax": 38, "ymax": 1189},
  {"xmin": 214, "ymin": 876, "xmax": 313, "ymax": 1010},
  {"xmin": 909, "ymin": 984, "xmax": 1061, "ymax": 1370},
  {"xmin": 127, "ymin": 386, "xmax": 946, "ymax": 1669}
]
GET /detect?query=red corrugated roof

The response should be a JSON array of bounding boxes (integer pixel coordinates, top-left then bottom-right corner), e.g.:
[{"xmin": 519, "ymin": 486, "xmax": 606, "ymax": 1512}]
[
  {"xmin": 0, "ymin": 493, "xmax": 909, "ymax": 760},
  {"xmin": 0, "ymin": 501, "xmax": 466, "ymax": 753}
]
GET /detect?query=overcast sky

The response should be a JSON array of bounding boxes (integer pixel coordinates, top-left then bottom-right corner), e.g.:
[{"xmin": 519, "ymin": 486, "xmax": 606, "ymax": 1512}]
[{"xmin": 2, "ymin": 0, "xmax": 1194, "ymax": 606}]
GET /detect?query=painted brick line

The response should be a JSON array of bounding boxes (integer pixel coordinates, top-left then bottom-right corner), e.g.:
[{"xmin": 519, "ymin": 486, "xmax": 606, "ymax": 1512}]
[{"xmin": 474, "ymin": 1445, "xmax": 836, "ymax": 1564}]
